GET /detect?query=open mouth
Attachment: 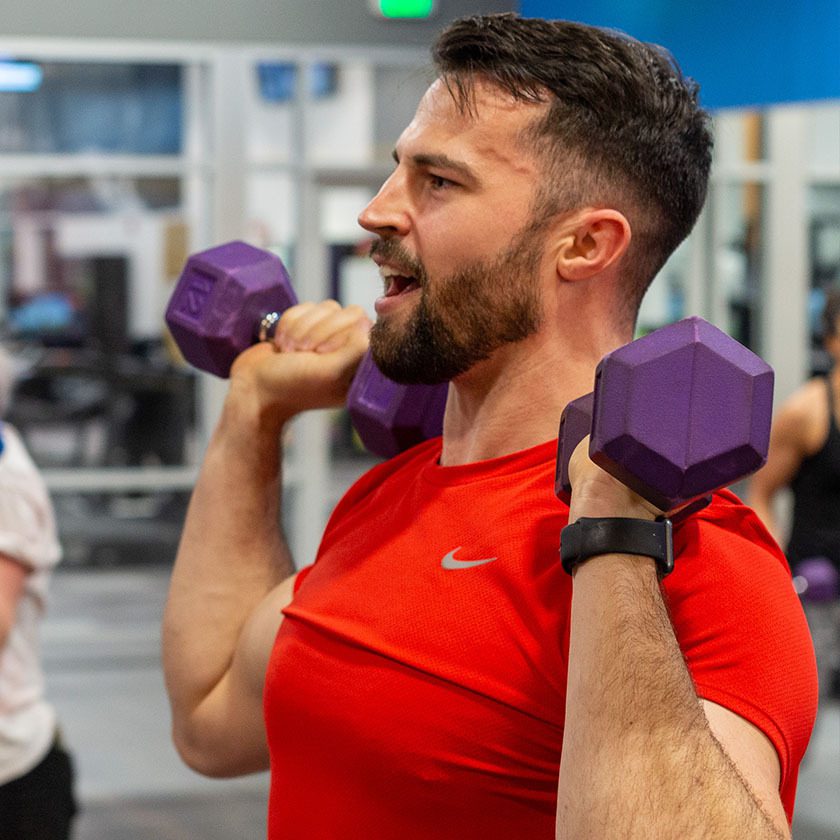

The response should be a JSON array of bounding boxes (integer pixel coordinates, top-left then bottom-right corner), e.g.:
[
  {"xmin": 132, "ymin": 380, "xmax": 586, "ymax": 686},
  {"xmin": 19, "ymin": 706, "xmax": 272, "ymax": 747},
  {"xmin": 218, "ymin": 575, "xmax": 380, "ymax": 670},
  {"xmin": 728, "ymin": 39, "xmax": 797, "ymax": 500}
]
[{"xmin": 380, "ymin": 265, "xmax": 421, "ymax": 297}]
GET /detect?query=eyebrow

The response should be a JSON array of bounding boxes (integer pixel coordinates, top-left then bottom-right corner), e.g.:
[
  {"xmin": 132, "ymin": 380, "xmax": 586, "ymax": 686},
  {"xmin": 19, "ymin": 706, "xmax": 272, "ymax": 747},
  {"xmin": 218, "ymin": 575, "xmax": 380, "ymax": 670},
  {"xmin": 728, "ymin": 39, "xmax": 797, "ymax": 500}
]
[{"xmin": 392, "ymin": 149, "xmax": 479, "ymax": 185}]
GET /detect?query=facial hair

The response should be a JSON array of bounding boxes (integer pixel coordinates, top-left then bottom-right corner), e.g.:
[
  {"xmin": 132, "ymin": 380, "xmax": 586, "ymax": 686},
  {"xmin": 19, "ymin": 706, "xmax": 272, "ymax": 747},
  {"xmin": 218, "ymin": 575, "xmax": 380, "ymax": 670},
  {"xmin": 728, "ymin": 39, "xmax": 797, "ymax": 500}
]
[{"xmin": 369, "ymin": 225, "xmax": 544, "ymax": 385}]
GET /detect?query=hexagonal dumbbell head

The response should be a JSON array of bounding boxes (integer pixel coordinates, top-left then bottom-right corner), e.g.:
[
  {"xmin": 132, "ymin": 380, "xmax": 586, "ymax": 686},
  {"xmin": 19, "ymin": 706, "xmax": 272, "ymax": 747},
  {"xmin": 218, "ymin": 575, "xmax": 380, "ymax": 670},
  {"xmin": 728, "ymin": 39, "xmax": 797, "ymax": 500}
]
[
  {"xmin": 590, "ymin": 316, "xmax": 774, "ymax": 511},
  {"xmin": 165, "ymin": 241, "xmax": 297, "ymax": 378},
  {"xmin": 793, "ymin": 557, "xmax": 839, "ymax": 604},
  {"xmin": 347, "ymin": 352, "xmax": 447, "ymax": 459}
]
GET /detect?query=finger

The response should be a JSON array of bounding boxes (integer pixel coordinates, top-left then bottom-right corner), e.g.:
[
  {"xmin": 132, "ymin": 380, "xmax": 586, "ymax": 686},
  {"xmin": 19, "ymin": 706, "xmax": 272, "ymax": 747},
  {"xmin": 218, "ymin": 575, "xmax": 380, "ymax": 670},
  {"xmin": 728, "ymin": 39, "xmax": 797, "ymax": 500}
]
[
  {"xmin": 276, "ymin": 300, "xmax": 343, "ymax": 351},
  {"xmin": 274, "ymin": 302, "xmax": 317, "ymax": 351},
  {"xmin": 311, "ymin": 306, "xmax": 371, "ymax": 354},
  {"xmin": 566, "ymin": 435, "xmax": 591, "ymax": 484}
]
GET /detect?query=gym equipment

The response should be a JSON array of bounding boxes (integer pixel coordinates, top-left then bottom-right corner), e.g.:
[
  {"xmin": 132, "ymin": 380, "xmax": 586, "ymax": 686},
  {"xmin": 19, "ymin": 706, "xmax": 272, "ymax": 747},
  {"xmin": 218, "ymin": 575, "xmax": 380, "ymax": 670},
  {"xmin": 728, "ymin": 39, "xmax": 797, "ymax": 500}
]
[
  {"xmin": 165, "ymin": 240, "xmax": 447, "ymax": 458},
  {"xmin": 793, "ymin": 557, "xmax": 839, "ymax": 603},
  {"xmin": 555, "ymin": 316, "xmax": 774, "ymax": 512}
]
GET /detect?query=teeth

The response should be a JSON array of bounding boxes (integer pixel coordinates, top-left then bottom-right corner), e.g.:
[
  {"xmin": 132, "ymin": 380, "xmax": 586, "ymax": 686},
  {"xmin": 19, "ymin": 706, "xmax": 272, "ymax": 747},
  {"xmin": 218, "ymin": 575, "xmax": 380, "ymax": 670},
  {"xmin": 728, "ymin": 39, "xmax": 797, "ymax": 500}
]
[{"xmin": 378, "ymin": 263, "xmax": 419, "ymax": 297}]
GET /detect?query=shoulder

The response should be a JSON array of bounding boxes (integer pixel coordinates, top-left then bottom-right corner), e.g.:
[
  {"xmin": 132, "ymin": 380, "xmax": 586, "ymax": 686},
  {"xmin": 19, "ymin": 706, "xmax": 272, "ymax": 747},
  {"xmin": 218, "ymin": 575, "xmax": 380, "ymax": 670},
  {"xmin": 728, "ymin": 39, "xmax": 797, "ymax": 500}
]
[
  {"xmin": 0, "ymin": 425, "xmax": 48, "ymax": 488},
  {"xmin": 780, "ymin": 377, "xmax": 825, "ymax": 417},
  {"xmin": 669, "ymin": 489, "xmax": 814, "ymax": 683},
  {"xmin": 773, "ymin": 379, "xmax": 828, "ymax": 453},
  {"xmin": 322, "ymin": 437, "xmax": 442, "ymax": 530},
  {"xmin": 668, "ymin": 490, "xmax": 799, "ymax": 638},
  {"xmin": 674, "ymin": 489, "xmax": 785, "ymax": 570},
  {"xmin": 0, "ymin": 425, "xmax": 60, "ymax": 571}
]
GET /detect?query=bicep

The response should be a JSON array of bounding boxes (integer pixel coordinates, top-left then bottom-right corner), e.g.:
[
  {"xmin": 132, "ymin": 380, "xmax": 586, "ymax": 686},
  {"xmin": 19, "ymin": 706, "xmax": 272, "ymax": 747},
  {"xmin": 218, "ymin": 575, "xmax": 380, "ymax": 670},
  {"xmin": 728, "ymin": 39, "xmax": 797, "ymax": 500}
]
[
  {"xmin": 176, "ymin": 573, "xmax": 298, "ymax": 777},
  {"xmin": 0, "ymin": 552, "xmax": 28, "ymax": 647},
  {"xmin": 702, "ymin": 700, "xmax": 790, "ymax": 838}
]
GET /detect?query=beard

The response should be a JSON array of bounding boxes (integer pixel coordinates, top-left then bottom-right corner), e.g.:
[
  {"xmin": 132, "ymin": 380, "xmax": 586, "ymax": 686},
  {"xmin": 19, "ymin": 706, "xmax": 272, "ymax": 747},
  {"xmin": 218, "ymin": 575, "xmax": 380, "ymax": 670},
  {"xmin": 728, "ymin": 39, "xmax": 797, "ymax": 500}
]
[{"xmin": 369, "ymin": 225, "xmax": 544, "ymax": 385}]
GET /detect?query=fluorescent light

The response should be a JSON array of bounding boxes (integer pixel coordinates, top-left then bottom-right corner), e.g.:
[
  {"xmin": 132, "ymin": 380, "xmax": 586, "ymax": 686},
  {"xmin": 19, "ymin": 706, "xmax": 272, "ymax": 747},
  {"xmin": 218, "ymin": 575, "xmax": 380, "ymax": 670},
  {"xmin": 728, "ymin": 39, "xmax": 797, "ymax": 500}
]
[
  {"xmin": 0, "ymin": 61, "xmax": 43, "ymax": 92},
  {"xmin": 369, "ymin": 0, "xmax": 437, "ymax": 19}
]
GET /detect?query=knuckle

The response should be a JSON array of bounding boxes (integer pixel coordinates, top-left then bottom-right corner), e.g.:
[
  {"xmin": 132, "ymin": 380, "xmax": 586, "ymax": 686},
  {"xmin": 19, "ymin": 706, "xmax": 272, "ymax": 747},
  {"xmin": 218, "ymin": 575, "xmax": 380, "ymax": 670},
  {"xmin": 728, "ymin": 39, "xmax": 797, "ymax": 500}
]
[{"xmin": 279, "ymin": 302, "xmax": 311, "ymax": 327}]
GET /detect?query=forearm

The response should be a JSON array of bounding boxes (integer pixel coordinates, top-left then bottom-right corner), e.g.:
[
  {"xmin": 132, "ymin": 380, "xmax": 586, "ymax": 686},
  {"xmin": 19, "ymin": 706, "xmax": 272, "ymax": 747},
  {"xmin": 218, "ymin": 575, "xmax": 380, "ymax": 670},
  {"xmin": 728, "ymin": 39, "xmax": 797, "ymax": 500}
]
[
  {"xmin": 162, "ymin": 393, "xmax": 294, "ymax": 724},
  {"xmin": 556, "ymin": 554, "xmax": 786, "ymax": 839}
]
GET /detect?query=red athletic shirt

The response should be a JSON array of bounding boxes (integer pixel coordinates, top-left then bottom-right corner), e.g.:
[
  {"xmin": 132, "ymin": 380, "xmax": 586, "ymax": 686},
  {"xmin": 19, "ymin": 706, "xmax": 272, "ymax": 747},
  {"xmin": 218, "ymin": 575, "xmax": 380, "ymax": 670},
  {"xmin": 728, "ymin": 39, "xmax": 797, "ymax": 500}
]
[{"xmin": 264, "ymin": 438, "xmax": 817, "ymax": 838}]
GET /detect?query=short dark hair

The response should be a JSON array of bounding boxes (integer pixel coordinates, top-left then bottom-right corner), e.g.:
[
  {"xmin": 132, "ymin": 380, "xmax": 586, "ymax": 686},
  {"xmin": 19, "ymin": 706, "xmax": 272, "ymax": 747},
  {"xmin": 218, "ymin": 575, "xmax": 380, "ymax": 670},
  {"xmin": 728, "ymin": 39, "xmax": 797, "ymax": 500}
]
[{"xmin": 432, "ymin": 13, "xmax": 713, "ymax": 323}]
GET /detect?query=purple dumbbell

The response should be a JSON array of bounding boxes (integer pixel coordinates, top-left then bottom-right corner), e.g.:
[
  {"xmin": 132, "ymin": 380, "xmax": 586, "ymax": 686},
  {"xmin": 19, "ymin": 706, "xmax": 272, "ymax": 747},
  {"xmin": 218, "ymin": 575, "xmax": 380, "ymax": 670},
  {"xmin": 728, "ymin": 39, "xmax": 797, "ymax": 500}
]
[
  {"xmin": 165, "ymin": 241, "xmax": 447, "ymax": 459},
  {"xmin": 793, "ymin": 557, "xmax": 839, "ymax": 603},
  {"xmin": 555, "ymin": 317, "xmax": 774, "ymax": 512}
]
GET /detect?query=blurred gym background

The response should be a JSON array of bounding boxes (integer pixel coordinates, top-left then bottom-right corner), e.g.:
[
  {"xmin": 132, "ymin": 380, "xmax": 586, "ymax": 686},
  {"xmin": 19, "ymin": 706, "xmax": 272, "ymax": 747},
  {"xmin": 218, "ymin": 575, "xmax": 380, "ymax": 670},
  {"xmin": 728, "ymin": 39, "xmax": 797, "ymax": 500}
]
[{"xmin": 0, "ymin": 0, "xmax": 836, "ymax": 837}]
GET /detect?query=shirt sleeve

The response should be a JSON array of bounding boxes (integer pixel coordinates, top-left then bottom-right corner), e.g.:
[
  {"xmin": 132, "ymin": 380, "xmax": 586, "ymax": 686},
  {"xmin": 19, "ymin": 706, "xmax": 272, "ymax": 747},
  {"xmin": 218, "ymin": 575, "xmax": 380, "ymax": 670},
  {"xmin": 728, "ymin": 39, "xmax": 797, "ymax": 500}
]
[
  {"xmin": 664, "ymin": 493, "xmax": 818, "ymax": 818},
  {"xmin": 0, "ymin": 427, "xmax": 61, "ymax": 572}
]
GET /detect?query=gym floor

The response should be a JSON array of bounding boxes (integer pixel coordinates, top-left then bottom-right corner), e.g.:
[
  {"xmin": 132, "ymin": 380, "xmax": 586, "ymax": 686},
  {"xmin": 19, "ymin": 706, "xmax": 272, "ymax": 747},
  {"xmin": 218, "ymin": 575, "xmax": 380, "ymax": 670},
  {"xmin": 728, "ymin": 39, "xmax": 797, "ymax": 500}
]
[{"xmin": 44, "ymin": 564, "xmax": 839, "ymax": 840}]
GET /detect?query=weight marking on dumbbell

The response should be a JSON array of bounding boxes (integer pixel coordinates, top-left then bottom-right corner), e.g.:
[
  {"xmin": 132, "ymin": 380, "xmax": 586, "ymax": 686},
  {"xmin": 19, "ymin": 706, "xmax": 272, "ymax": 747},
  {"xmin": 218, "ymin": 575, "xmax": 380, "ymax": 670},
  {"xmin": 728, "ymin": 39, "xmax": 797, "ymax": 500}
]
[{"xmin": 183, "ymin": 274, "xmax": 214, "ymax": 319}]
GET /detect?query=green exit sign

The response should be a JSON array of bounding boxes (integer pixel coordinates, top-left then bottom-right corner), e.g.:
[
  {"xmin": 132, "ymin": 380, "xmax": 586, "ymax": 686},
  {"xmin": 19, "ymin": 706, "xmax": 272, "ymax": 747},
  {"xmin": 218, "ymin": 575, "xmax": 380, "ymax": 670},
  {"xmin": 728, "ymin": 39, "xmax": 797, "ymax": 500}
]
[{"xmin": 370, "ymin": 0, "xmax": 437, "ymax": 19}]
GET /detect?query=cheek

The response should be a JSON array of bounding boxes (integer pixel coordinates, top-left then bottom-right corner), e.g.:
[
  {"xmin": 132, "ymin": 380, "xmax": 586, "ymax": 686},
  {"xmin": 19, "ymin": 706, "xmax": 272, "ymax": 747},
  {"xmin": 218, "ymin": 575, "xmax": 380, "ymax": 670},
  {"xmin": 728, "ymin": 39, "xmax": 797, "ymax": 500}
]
[
  {"xmin": 417, "ymin": 217, "xmax": 472, "ymax": 265},
  {"xmin": 420, "ymin": 196, "xmax": 526, "ymax": 256},
  {"xmin": 417, "ymin": 228, "xmax": 497, "ymax": 288}
]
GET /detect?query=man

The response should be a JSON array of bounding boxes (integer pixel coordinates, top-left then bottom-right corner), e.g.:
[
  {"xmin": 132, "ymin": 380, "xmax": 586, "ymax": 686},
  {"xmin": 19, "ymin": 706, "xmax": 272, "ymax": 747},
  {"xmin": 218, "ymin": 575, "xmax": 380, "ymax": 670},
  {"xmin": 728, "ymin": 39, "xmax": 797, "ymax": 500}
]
[{"xmin": 163, "ymin": 14, "xmax": 817, "ymax": 839}]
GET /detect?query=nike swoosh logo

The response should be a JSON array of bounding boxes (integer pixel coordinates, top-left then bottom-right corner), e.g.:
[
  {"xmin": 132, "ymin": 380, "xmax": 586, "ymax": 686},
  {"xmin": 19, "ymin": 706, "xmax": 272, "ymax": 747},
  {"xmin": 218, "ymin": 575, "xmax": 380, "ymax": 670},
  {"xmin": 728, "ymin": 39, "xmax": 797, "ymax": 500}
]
[{"xmin": 441, "ymin": 547, "xmax": 497, "ymax": 570}]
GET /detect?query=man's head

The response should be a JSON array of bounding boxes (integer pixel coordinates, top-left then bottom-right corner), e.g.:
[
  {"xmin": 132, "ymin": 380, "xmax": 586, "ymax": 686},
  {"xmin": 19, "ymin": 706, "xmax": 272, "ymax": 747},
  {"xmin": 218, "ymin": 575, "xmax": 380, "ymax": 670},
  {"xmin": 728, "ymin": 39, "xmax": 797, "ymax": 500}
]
[
  {"xmin": 360, "ymin": 62, "xmax": 556, "ymax": 384},
  {"xmin": 431, "ymin": 13, "xmax": 713, "ymax": 322},
  {"xmin": 359, "ymin": 13, "xmax": 712, "ymax": 384}
]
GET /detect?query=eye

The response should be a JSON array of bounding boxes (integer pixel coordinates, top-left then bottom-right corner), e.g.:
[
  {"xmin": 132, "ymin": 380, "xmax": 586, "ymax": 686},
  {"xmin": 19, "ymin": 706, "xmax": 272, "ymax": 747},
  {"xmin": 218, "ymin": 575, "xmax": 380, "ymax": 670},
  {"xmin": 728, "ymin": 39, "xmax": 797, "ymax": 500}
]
[{"xmin": 428, "ymin": 173, "xmax": 454, "ymax": 190}]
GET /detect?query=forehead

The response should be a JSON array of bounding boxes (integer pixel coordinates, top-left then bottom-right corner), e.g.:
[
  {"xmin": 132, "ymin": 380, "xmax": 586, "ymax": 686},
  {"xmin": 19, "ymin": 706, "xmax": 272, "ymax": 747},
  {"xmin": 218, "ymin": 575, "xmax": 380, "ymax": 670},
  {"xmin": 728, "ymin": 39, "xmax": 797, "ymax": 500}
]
[{"xmin": 396, "ymin": 77, "xmax": 545, "ymax": 179}]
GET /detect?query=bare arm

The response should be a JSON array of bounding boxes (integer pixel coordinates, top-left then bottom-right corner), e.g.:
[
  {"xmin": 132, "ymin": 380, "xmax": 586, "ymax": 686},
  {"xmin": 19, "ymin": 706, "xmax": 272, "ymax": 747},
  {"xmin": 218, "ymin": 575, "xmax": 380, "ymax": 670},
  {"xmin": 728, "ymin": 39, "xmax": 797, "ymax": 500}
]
[
  {"xmin": 555, "ymin": 446, "xmax": 791, "ymax": 839},
  {"xmin": 747, "ymin": 387, "xmax": 820, "ymax": 543},
  {"xmin": 162, "ymin": 301, "xmax": 370, "ymax": 778},
  {"xmin": 0, "ymin": 552, "xmax": 27, "ymax": 649}
]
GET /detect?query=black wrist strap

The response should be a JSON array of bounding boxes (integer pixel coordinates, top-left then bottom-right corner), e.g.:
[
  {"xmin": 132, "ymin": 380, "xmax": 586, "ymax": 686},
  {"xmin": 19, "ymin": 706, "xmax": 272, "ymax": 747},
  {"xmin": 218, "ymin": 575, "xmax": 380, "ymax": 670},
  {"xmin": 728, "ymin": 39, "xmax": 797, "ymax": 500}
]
[{"xmin": 560, "ymin": 517, "xmax": 674, "ymax": 578}]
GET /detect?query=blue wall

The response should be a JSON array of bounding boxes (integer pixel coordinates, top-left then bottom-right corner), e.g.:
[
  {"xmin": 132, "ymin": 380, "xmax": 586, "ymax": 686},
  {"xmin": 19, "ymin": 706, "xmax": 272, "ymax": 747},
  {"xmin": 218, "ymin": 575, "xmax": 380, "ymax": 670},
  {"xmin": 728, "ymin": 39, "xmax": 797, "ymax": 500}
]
[{"xmin": 519, "ymin": 1, "xmax": 840, "ymax": 109}]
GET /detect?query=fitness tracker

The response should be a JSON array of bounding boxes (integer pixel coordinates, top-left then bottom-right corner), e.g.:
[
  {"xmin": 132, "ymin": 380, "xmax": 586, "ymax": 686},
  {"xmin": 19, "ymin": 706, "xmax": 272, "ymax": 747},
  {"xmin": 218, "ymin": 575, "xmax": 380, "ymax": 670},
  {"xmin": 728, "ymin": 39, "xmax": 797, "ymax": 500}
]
[{"xmin": 560, "ymin": 516, "xmax": 674, "ymax": 578}]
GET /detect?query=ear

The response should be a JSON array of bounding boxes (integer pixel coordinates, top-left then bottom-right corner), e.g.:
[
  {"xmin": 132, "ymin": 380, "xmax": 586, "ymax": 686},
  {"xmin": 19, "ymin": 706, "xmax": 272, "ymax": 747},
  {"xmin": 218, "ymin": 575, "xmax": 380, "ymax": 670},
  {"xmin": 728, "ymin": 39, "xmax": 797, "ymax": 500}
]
[{"xmin": 555, "ymin": 209, "xmax": 632, "ymax": 282}]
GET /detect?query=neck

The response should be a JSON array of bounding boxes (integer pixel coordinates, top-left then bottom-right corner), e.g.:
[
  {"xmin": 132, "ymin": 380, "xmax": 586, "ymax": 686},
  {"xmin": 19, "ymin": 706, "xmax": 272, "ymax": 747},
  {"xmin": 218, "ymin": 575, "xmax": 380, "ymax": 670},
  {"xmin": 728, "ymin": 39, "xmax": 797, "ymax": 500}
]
[{"xmin": 439, "ymin": 324, "xmax": 628, "ymax": 466}]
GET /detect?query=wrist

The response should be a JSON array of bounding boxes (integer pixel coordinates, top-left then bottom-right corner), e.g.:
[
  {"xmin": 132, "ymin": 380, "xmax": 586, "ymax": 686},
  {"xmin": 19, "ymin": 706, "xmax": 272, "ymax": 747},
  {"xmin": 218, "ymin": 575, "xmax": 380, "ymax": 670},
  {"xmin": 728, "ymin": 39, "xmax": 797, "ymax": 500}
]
[
  {"xmin": 214, "ymin": 386, "xmax": 290, "ymax": 469},
  {"xmin": 560, "ymin": 516, "xmax": 674, "ymax": 578},
  {"xmin": 567, "ymin": 481, "xmax": 658, "ymax": 524},
  {"xmin": 223, "ymin": 376, "xmax": 295, "ymax": 436}
]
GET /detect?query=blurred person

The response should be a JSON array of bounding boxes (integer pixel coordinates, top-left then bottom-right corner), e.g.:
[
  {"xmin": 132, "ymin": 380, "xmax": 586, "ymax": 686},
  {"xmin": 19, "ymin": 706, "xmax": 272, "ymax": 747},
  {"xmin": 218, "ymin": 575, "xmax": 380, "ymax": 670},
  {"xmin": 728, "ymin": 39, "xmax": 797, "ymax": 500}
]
[
  {"xmin": 0, "ymin": 347, "xmax": 77, "ymax": 839},
  {"xmin": 750, "ymin": 289, "xmax": 840, "ymax": 696}
]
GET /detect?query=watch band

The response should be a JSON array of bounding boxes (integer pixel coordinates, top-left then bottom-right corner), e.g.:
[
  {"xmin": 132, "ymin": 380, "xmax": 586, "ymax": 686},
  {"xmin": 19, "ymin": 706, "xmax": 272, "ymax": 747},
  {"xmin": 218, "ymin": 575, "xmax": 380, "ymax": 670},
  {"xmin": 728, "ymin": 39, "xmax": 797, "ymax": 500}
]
[{"xmin": 560, "ymin": 516, "xmax": 674, "ymax": 578}]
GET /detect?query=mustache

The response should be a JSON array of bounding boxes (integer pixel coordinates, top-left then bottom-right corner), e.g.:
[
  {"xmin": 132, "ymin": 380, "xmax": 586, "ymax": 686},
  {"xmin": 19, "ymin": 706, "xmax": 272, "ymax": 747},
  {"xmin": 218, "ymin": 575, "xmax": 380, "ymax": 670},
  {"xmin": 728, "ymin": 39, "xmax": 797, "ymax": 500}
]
[{"xmin": 368, "ymin": 239, "xmax": 426, "ymax": 281}]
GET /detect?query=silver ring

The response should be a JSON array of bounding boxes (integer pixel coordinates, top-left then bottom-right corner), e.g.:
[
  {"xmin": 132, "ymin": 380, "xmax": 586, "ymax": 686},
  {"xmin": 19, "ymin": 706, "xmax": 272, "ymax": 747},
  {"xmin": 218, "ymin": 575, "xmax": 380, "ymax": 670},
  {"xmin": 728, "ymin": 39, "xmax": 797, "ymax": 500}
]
[{"xmin": 258, "ymin": 312, "xmax": 281, "ymax": 342}]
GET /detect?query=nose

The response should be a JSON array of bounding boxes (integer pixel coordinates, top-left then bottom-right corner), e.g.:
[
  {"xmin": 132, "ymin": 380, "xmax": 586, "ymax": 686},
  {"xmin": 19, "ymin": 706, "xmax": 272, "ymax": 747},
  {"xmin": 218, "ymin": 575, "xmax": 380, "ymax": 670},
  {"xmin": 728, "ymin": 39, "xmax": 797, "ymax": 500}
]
[{"xmin": 358, "ymin": 169, "xmax": 410, "ymax": 239}]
